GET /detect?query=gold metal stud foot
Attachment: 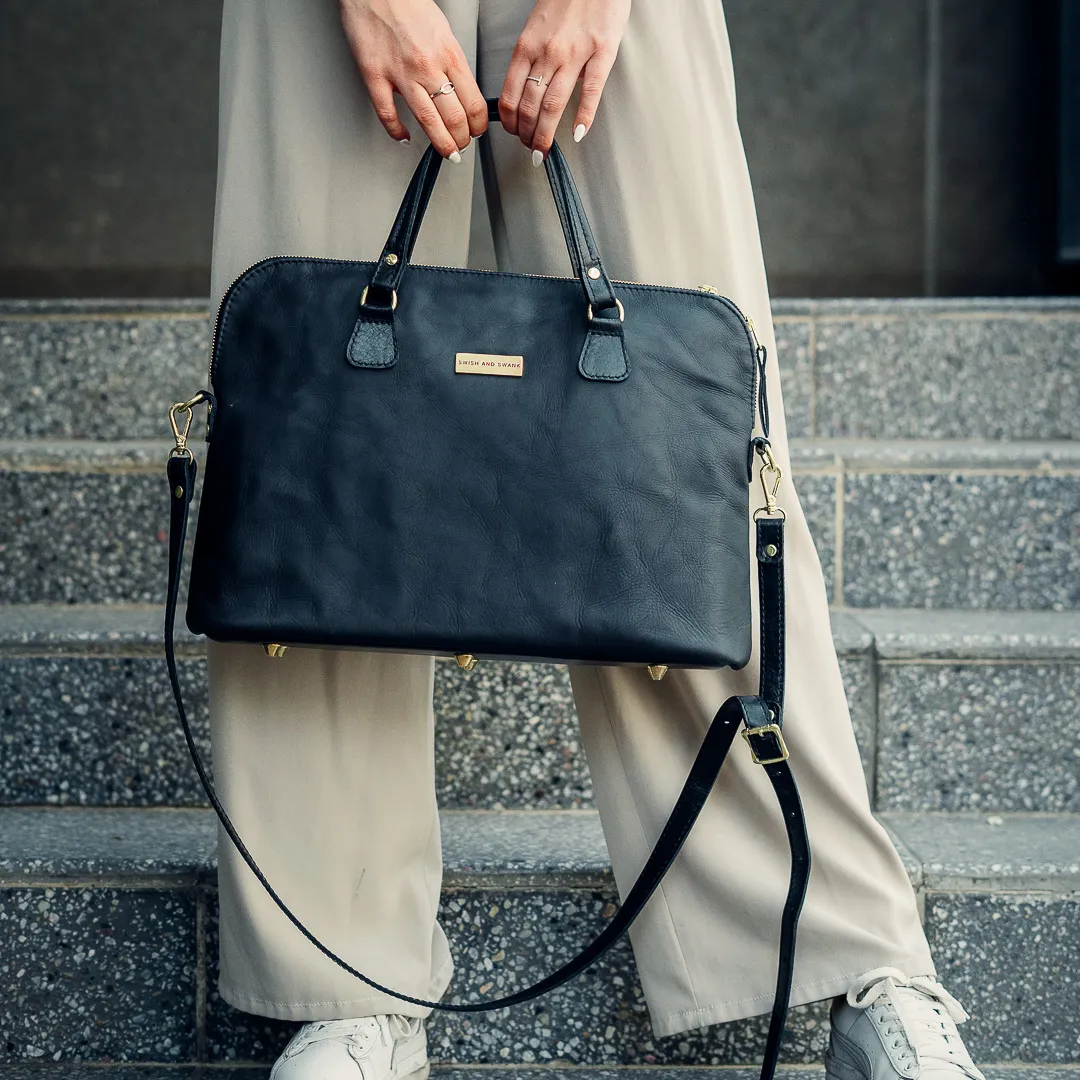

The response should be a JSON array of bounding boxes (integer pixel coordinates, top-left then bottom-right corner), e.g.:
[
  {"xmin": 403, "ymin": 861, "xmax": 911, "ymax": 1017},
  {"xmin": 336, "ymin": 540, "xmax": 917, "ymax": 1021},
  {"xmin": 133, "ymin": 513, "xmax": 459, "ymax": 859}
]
[
  {"xmin": 455, "ymin": 653, "xmax": 479, "ymax": 671},
  {"xmin": 647, "ymin": 664, "xmax": 669, "ymax": 681},
  {"xmin": 263, "ymin": 643, "xmax": 289, "ymax": 658}
]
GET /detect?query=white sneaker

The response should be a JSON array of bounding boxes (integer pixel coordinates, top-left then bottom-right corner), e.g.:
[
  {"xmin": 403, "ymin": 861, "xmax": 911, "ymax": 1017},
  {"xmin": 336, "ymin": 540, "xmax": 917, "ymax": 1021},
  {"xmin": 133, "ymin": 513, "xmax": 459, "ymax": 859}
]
[
  {"xmin": 825, "ymin": 968, "xmax": 985, "ymax": 1080},
  {"xmin": 269, "ymin": 1014, "xmax": 429, "ymax": 1080}
]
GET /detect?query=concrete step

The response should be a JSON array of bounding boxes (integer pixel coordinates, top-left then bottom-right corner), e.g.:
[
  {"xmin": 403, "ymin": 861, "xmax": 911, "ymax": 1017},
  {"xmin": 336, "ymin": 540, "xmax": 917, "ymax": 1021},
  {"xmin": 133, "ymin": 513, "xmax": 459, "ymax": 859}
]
[
  {"xmin": 2, "ymin": 436, "xmax": 1079, "ymax": 609},
  {"xmin": 3, "ymin": 298, "xmax": 1079, "ymax": 441},
  {"xmin": 3, "ymin": 1071, "xmax": 1080, "ymax": 1080},
  {"xmin": 2, "ymin": 606, "xmax": 1078, "ymax": 814},
  {"xmin": 1, "ymin": 808, "xmax": 1077, "ymax": 1066},
  {"xmin": 1, "ymin": 1071, "xmax": 1079, "ymax": 1080},
  {"xmin": 772, "ymin": 298, "xmax": 1080, "ymax": 442}
]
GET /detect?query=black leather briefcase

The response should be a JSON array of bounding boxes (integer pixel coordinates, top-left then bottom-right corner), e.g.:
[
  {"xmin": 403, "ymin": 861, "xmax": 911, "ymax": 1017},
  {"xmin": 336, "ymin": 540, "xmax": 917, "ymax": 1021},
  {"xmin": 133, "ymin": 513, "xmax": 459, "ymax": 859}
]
[
  {"xmin": 164, "ymin": 102, "xmax": 807, "ymax": 1080},
  {"xmin": 185, "ymin": 199, "xmax": 761, "ymax": 671}
]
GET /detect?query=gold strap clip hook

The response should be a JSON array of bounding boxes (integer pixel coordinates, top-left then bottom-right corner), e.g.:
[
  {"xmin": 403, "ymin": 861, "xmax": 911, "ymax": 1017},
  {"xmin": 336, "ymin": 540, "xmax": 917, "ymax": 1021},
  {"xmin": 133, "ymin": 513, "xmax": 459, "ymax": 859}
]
[
  {"xmin": 169, "ymin": 391, "xmax": 213, "ymax": 460},
  {"xmin": 753, "ymin": 439, "xmax": 786, "ymax": 520}
]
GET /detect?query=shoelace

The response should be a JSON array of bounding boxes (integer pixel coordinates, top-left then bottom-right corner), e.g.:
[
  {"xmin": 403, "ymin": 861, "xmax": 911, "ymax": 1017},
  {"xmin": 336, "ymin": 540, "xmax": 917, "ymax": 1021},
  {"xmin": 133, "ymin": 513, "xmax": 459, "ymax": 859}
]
[
  {"xmin": 846, "ymin": 967, "xmax": 984, "ymax": 1080},
  {"xmin": 284, "ymin": 1015, "xmax": 420, "ymax": 1059}
]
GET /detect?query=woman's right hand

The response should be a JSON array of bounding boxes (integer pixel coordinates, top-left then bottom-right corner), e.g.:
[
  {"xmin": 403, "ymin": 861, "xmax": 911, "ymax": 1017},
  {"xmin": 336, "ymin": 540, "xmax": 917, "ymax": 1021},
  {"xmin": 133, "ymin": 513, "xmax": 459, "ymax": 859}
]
[{"xmin": 339, "ymin": 0, "xmax": 488, "ymax": 161}]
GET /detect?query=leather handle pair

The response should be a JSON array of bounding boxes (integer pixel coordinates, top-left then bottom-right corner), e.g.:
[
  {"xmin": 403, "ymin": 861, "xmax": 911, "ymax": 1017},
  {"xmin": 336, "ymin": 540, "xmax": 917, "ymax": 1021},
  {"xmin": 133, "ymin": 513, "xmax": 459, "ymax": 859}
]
[
  {"xmin": 351, "ymin": 99, "xmax": 628, "ymax": 391},
  {"xmin": 367, "ymin": 97, "xmax": 620, "ymax": 321},
  {"xmin": 348, "ymin": 113, "xmax": 630, "ymax": 378}
]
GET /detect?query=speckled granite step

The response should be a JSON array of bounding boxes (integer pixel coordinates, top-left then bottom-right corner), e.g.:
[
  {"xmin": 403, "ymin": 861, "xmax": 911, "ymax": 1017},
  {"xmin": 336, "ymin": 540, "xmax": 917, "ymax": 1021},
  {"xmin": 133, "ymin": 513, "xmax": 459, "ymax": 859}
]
[
  {"xmin": 2, "ymin": 436, "xmax": 1079, "ymax": 610},
  {"xmin": 2, "ymin": 606, "xmax": 1079, "ymax": 813},
  {"xmin": 1, "ymin": 807, "xmax": 1077, "ymax": 1067},
  {"xmin": 1, "ymin": 1070, "xmax": 1079, "ymax": 1080},
  {"xmin": 857, "ymin": 610, "xmax": 1080, "ymax": 813},
  {"xmin": 3, "ymin": 298, "xmax": 1079, "ymax": 442}
]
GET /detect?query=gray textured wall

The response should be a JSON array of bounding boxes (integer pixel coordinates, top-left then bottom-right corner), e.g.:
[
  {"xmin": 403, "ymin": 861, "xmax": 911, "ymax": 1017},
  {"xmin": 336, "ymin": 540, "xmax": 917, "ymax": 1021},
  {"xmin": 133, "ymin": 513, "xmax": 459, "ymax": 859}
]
[{"xmin": 0, "ymin": 0, "xmax": 1059, "ymax": 298}]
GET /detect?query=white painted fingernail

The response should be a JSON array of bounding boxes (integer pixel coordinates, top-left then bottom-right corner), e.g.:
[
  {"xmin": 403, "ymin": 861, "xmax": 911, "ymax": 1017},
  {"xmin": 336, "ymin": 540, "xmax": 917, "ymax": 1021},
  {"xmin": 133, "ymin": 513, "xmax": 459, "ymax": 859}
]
[
  {"xmin": 573, "ymin": 123, "xmax": 587, "ymax": 143},
  {"xmin": 449, "ymin": 149, "xmax": 462, "ymax": 164},
  {"xmin": 397, "ymin": 137, "xmax": 411, "ymax": 146},
  {"xmin": 531, "ymin": 149, "xmax": 544, "ymax": 167}
]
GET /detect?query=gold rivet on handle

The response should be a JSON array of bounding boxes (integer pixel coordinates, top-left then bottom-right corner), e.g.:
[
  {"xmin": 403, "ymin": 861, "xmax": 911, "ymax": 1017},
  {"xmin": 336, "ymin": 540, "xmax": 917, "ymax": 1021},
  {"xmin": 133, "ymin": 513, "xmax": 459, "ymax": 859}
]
[
  {"xmin": 647, "ymin": 665, "xmax": 669, "ymax": 681},
  {"xmin": 587, "ymin": 266, "xmax": 601, "ymax": 280},
  {"xmin": 455, "ymin": 653, "xmax": 479, "ymax": 671},
  {"xmin": 385, "ymin": 253, "xmax": 399, "ymax": 265},
  {"xmin": 765, "ymin": 543, "xmax": 778, "ymax": 557},
  {"xmin": 174, "ymin": 486, "xmax": 184, "ymax": 499}
]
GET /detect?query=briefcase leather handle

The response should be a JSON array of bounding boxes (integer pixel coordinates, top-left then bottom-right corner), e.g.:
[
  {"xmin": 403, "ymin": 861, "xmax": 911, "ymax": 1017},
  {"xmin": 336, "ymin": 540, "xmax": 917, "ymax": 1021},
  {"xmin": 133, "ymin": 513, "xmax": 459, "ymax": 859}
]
[
  {"xmin": 479, "ymin": 98, "xmax": 601, "ymax": 293},
  {"xmin": 361, "ymin": 100, "xmax": 625, "ymax": 335},
  {"xmin": 350, "ymin": 104, "xmax": 631, "ymax": 379},
  {"xmin": 349, "ymin": 124, "xmax": 631, "ymax": 379}
]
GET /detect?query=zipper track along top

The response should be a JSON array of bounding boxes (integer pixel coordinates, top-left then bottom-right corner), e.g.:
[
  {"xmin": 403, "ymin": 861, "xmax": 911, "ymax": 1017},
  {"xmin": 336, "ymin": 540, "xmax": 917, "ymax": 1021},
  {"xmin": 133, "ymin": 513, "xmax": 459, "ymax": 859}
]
[{"xmin": 204, "ymin": 259, "xmax": 764, "ymax": 441}]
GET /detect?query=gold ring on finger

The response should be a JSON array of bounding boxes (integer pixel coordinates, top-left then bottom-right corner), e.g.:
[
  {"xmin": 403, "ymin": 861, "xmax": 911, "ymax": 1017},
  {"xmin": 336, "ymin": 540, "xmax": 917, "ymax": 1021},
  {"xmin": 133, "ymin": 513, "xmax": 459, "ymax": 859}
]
[
  {"xmin": 431, "ymin": 81, "xmax": 455, "ymax": 98},
  {"xmin": 525, "ymin": 74, "xmax": 546, "ymax": 87}
]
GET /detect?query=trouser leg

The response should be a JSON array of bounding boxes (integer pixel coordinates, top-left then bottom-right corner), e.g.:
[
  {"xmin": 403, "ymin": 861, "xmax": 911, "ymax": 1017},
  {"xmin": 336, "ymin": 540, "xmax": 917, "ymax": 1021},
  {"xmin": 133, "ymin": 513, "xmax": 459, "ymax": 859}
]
[
  {"xmin": 207, "ymin": 0, "xmax": 479, "ymax": 1020},
  {"xmin": 476, "ymin": 0, "xmax": 936, "ymax": 1038},
  {"xmin": 208, "ymin": 646, "xmax": 452, "ymax": 1019}
]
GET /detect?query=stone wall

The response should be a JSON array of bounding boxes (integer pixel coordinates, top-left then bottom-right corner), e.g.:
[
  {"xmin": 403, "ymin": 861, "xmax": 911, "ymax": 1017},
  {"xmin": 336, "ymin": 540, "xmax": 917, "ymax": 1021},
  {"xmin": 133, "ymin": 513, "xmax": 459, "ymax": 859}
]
[{"xmin": 0, "ymin": 0, "xmax": 1060, "ymax": 297}]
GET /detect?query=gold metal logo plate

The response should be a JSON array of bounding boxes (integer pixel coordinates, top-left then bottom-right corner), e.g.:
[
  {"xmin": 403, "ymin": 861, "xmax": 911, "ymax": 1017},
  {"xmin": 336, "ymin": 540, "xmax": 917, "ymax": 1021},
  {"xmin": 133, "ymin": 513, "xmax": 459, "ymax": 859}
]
[{"xmin": 455, "ymin": 352, "xmax": 524, "ymax": 377}]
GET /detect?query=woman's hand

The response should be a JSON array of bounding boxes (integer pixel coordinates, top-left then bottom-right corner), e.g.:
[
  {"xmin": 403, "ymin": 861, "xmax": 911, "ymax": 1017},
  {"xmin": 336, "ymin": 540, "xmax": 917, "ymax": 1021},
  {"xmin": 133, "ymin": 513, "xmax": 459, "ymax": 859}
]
[
  {"xmin": 499, "ymin": 0, "xmax": 630, "ymax": 164},
  {"xmin": 340, "ymin": 0, "xmax": 488, "ymax": 161}
]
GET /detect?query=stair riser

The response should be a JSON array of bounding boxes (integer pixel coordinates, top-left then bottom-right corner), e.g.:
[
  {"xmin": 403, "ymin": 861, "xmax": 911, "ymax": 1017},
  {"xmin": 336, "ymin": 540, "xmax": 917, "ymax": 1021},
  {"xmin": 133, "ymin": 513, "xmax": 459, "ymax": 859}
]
[
  {"xmin": 3, "ymin": 305, "xmax": 1079, "ymax": 442},
  {"xmin": 0, "ymin": 651, "xmax": 868, "ymax": 812},
  {"xmin": 206, "ymin": 889, "xmax": 831, "ymax": 1067},
  {"xmin": 0, "ymin": 657, "xmax": 591, "ymax": 812},
  {"xmin": 4, "ymin": 647, "xmax": 1078, "ymax": 812},
  {"xmin": 0, "ymin": 312, "xmax": 208, "ymax": 441},
  {"xmin": 2, "ymin": 879, "xmax": 1075, "ymax": 1066},
  {"xmin": 0, "ymin": 1069, "xmax": 1077, "ymax": 1080},
  {"xmin": 0, "ymin": 651, "xmax": 865, "ymax": 809},
  {"xmin": 3, "ymin": 462, "xmax": 1078, "ymax": 609},
  {"xmin": 805, "ymin": 310, "xmax": 1080, "ymax": 441},
  {"xmin": 924, "ymin": 890, "xmax": 1080, "ymax": 1064},
  {"xmin": 876, "ymin": 659, "xmax": 1080, "ymax": 812}
]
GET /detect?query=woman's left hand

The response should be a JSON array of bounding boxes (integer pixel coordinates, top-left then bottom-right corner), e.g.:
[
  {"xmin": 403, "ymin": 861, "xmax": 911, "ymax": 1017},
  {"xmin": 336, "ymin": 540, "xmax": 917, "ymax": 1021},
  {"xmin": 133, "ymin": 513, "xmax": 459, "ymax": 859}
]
[{"xmin": 499, "ymin": 0, "xmax": 631, "ymax": 163}]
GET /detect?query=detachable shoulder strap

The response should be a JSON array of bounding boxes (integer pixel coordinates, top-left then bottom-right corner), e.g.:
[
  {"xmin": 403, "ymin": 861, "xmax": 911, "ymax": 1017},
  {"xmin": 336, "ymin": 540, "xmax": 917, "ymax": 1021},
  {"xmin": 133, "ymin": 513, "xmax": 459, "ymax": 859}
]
[{"xmin": 165, "ymin": 431, "xmax": 808, "ymax": 1080}]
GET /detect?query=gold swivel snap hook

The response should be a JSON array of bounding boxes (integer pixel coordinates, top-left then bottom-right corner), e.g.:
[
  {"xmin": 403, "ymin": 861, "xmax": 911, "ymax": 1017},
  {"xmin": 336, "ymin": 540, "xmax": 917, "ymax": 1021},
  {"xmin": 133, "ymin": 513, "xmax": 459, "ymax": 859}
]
[
  {"xmin": 753, "ymin": 439, "xmax": 786, "ymax": 521},
  {"xmin": 169, "ymin": 391, "xmax": 213, "ymax": 461}
]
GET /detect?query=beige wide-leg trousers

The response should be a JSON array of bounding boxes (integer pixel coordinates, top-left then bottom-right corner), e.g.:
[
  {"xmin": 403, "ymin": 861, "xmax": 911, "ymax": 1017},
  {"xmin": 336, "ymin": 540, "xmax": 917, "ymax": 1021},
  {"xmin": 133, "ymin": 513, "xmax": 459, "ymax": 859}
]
[{"xmin": 206, "ymin": 0, "xmax": 936, "ymax": 1037}]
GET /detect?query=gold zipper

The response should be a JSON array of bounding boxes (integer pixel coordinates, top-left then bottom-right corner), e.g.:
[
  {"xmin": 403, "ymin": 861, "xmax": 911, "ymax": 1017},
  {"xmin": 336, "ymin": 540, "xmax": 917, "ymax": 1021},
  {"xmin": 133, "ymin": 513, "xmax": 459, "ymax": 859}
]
[
  {"xmin": 697, "ymin": 280, "xmax": 759, "ymax": 347},
  {"xmin": 696, "ymin": 281, "xmax": 759, "ymax": 347},
  {"xmin": 700, "ymin": 284, "xmax": 764, "ymax": 435}
]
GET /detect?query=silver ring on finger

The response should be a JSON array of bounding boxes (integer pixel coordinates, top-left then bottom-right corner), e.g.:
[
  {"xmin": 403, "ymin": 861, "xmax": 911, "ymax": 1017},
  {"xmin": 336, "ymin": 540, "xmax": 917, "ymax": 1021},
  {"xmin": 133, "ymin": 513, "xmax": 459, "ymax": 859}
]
[{"xmin": 431, "ymin": 80, "xmax": 455, "ymax": 98}]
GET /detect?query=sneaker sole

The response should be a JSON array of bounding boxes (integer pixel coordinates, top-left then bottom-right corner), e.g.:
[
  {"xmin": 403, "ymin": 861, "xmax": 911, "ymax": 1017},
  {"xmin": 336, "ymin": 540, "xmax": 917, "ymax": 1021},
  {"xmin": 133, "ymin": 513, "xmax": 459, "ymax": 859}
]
[{"xmin": 824, "ymin": 1047, "xmax": 870, "ymax": 1080}]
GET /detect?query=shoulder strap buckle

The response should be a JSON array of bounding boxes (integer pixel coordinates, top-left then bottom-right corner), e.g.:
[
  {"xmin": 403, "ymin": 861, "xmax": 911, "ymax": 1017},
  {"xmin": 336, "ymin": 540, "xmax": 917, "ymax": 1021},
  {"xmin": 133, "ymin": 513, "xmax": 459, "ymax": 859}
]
[{"xmin": 742, "ymin": 722, "xmax": 790, "ymax": 765}]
